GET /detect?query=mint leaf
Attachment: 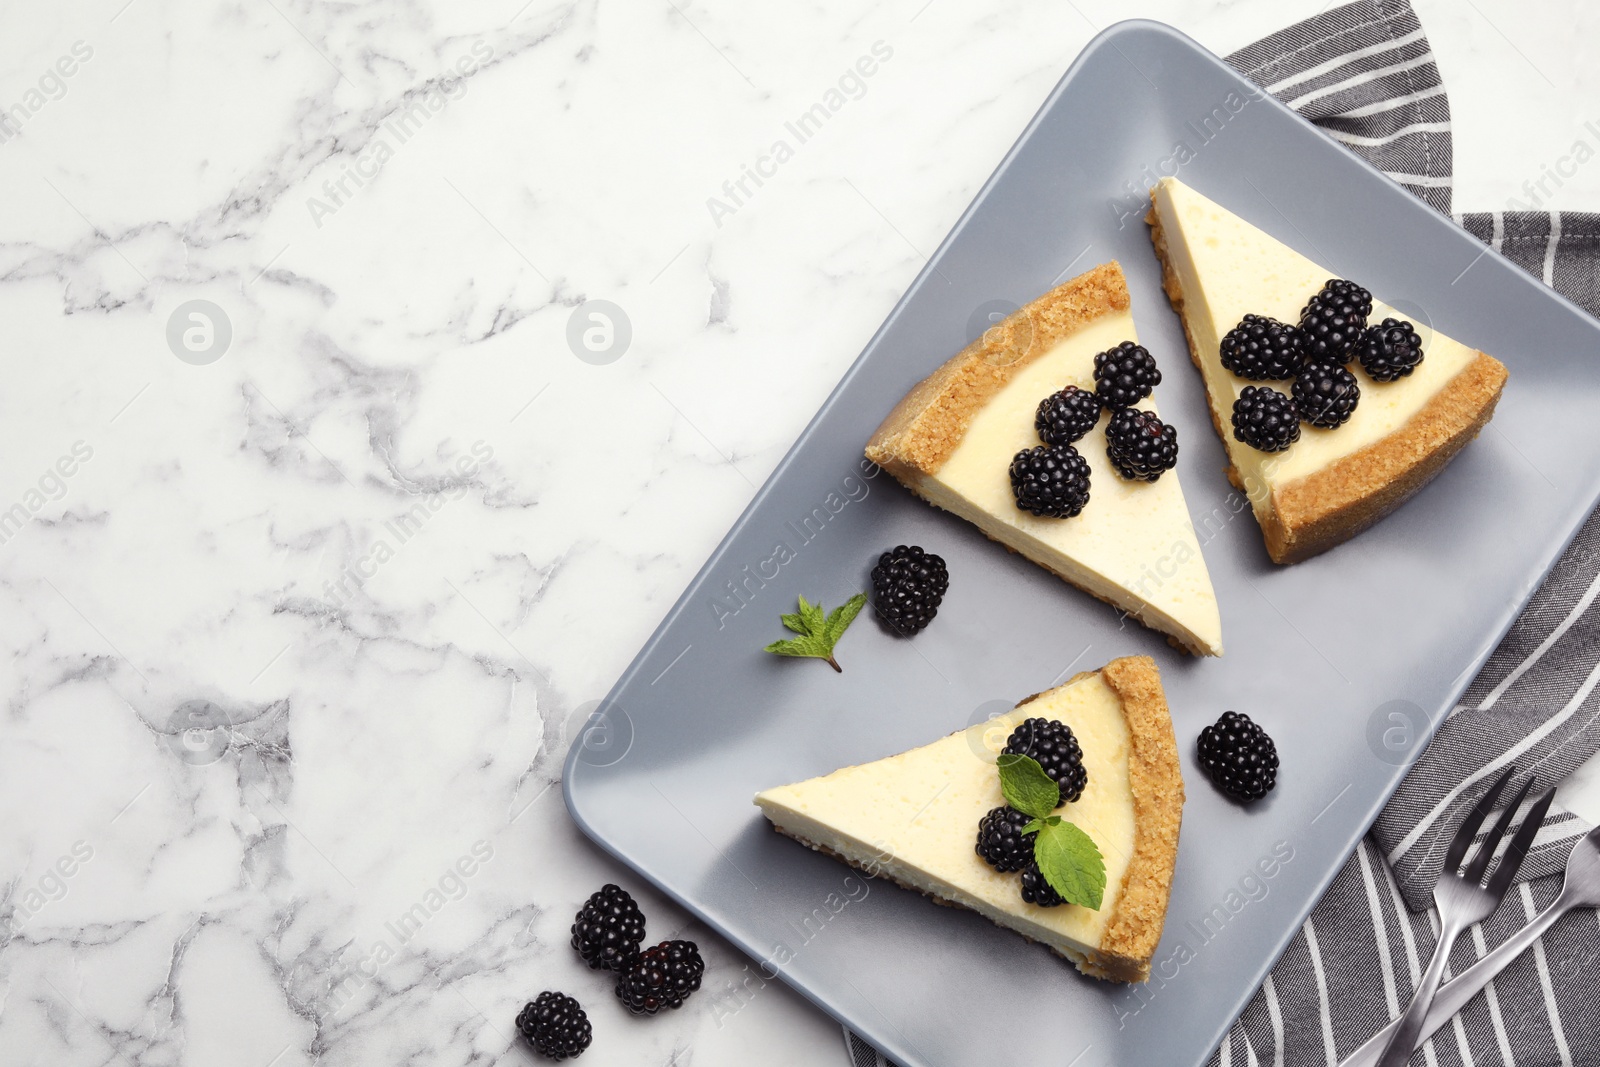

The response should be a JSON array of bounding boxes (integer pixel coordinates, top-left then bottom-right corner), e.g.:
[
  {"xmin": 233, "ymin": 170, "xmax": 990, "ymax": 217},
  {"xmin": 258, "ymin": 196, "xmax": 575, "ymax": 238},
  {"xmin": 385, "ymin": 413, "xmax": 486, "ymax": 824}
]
[
  {"xmin": 797, "ymin": 595, "xmax": 826, "ymax": 634},
  {"xmin": 763, "ymin": 593, "xmax": 868, "ymax": 672},
  {"xmin": 824, "ymin": 595, "xmax": 867, "ymax": 642},
  {"xmin": 1033, "ymin": 820, "xmax": 1106, "ymax": 910},
  {"xmin": 996, "ymin": 753, "xmax": 1060, "ymax": 820}
]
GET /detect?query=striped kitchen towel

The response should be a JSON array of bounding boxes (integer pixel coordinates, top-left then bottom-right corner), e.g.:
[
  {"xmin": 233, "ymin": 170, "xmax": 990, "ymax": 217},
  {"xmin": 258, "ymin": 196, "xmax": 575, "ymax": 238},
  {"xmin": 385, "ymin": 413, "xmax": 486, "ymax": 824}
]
[{"xmin": 845, "ymin": 2, "xmax": 1600, "ymax": 1065}]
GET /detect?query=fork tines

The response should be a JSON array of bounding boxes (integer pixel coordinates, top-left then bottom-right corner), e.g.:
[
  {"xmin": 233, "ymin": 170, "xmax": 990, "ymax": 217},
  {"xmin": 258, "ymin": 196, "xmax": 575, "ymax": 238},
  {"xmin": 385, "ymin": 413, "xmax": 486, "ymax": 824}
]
[{"xmin": 1444, "ymin": 766, "xmax": 1555, "ymax": 890}]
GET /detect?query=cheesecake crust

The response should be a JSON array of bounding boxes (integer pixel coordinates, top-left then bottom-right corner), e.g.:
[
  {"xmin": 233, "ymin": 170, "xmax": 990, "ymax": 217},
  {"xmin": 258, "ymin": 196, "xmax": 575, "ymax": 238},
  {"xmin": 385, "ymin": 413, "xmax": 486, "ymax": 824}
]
[
  {"xmin": 1147, "ymin": 198, "xmax": 1509, "ymax": 564},
  {"xmin": 1266, "ymin": 353, "xmax": 1507, "ymax": 562},
  {"xmin": 864, "ymin": 262, "xmax": 1130, "ymax": 479},
  {"xmin": 763, "ymin": 656, "xmax": 1183, "ymax": 983},
  {"xmin": 1089, "ymin": 656, "xmax": 1184, "ymax": 981}
]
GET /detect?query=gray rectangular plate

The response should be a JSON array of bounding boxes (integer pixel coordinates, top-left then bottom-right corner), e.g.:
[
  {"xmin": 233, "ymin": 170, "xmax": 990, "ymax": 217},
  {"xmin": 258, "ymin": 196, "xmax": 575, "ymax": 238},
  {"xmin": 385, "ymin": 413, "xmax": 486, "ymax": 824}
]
[{"xmin": 565, "ymin": 20, "xmax": 1600, "ymax": 1067}]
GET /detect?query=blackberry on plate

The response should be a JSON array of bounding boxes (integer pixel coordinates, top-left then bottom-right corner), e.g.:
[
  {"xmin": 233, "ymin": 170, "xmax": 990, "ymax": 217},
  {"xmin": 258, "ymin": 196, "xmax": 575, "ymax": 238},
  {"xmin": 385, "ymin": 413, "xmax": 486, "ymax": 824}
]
[
  {"xmin": 571, "ymin": 883, "xmax": 646, "ymax": 972},
  {"xmin": 1219, "ymin": 314, "xmax": 1305, "ymax": 380},
  {"xmin": 1357, "ymin": 317, "xmax": 1425, "ymax": 382},
  {"xmin": 1002, "ymin": 717, "xmax": 1087, "ymax": 804},
  {"xmin": 1291, "ymin": 362, "xmax": 1361, "ymax": 429},
  {"xmin": 1035, "ymin": 385, "xmax": 1104, "ymax": 445},
  {"xmin": 516, "ymin": 992, "xmax": 592, "ymax": 1060},
  {"xmin": 1020, "ymin": 862, "xmax": 1065, "ymax": 907},
  {"xmin": 871, "ymin": 545, "xmax": 949, "ymax": 637},
  {"xmin": 1009, "ymin": 444, "xmax": 1091, "ymax": 518},
  {"xmin": 1105, "ymin": 408, "xmax": 1179, "ymax": 482},
  {"xmin": 1297, "ymin": 279, "xmax": 1372, "ymax": 361},
  {"xmin": 1231, "ymin": 386, "xmax": 1301, "ymax": 452},
  {"xmin": 616, "ymin": 940, "xmax": 705, "ymax": 1016},
  {"xmin": 1093, "ymin": 341, "xmax": 1162, "ymax": 409},
  {"xmin": 1197, "ymin": 711, "xmax": 1279, "ymax": 802},
  {"xmin": 975, "ymin": 806, "xmax": 1036, "ymax": 873}
]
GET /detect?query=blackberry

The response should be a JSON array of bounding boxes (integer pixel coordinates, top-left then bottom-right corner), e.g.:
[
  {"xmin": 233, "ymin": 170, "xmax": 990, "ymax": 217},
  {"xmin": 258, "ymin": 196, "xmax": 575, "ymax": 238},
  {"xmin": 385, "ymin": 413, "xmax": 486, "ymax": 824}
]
[
  {"xmin": 871, "ymin": 545, "xmax": 949, "ymax": 637},
  {"xmin": 1002, "ymin": 717, "xmax": 1087, "ymax": 804},
  {"xmin": 1093, "ymin": 341, "xmax": 1162, "ymax": 409},
  {"xmin": 516, "ymin": 992, "xmax": 592, "ymax": 1060},
  {"xmin": 975, "ymin": 806, "xmax": 1036, "ymax": 873},
  {"xmin": 1357, "ymin": 317, "xmax": 1425, "ymax": 382},
  {"xmin": 1009, "ymin": 444, "xmax": 1091, "ymax": 518},
  {"xmin": 1104, "ymin": 409, "xmax": 1179, "ymax": 482},
  {"xmin": 1197, "ymin": 711, "xmax": 1279, "ymax": 802},
  {"xmin": 1231, "ymin": 386, "xmax": 1301, "ymax": 453},
  {"xmin": 1219, "ymin": 314, "xmax": 1305, "ymax": 380},
  {"xmin": 1020, "ymin": 862, "xmax": 1064, "ymax": 907},
  {"xmin": 571, "ymin": 883, "xmax": 646, "ymax": 972},
  {"xmin": 616, "ymin": 940, "xmax": 704, "ymax": 1016},
  {"xmin": 1034, "ymin": 385, "xmax": 1104, "ymax": 445},
  {"xmin": 1297, "ymin": 279, "xmax": 1372, "ymax": 362},
  {"xmin": 1291, "ymin": 362, "xmax": 1361, "ymax": 429}
]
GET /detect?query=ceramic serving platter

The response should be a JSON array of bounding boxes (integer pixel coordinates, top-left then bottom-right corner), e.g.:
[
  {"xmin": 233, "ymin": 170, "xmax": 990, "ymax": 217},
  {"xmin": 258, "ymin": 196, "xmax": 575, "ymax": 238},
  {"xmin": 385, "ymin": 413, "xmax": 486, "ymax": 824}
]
[{"xmin": 564, "ymin": 20, "xmax": 1600, "ymax": 1067}]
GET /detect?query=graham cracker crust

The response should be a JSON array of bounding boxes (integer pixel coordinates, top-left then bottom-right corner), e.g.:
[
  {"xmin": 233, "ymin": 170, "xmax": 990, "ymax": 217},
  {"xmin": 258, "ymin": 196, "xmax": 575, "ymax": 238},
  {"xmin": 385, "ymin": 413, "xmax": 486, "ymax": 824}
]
[
  {"xmin": 864, "ymin": 262, "xmax": 1129, "ymax": 480},
  {"xmin": 1094, "ymin": 655, "xmax": 1184, "ymax": 982}
]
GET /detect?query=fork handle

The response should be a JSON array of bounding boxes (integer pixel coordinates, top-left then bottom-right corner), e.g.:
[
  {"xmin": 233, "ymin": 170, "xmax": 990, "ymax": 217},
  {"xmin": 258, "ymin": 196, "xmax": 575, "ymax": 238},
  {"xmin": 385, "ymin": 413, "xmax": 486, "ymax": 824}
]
[
  {"xmin": 1373, "ymin": 919, "xmax": 1463, "ymax": 1067},
  {"xmin": 1337, "ymin": 887, "xmax": 1577, "ymax": 1067}
]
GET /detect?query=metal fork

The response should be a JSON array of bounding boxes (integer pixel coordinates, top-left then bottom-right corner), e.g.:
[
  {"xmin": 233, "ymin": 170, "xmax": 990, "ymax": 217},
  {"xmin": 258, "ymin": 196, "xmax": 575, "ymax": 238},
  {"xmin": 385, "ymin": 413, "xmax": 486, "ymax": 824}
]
[
  {"xmin": 1372, "ymin": 768, "xmax": 1541, "ymax": 1067},
  {"xmin": 1339, "ymin": 792, "xmax": 1574, "ymax": 1067}
]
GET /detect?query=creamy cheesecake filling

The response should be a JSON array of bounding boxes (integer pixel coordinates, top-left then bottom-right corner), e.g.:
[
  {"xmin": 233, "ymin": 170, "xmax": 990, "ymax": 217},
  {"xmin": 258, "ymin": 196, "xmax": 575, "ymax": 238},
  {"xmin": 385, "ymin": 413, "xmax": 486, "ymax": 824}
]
[
  {"xmin": 755, "ymin": 672, "xmax": 1135, "ymax": 957},
  {"xmin": 915, "ymin": 310, "xmax": 1222, "ymax": 656},
  {"xmin": 1151, "ymin": 178, "xmax": 1478, "ymax": 499}
]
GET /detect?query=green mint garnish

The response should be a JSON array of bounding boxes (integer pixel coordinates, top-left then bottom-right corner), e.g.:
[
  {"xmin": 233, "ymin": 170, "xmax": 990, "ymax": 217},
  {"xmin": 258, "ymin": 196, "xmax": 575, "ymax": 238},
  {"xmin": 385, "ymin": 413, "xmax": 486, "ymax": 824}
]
[
  {"xmin": 996, "ymin": 753, "xmax": 1060, "ymax": 820},
  {"xmin": 1031, "ymin": 818, "xmax": 1106, "ymax": 910},
  {"xmin": 763, "ymin": 593, "xmax": 868, "ymax": 672},
  {"xmin": 1000, "ymin": 752, "xmax": 1106, "ymax": 909}
]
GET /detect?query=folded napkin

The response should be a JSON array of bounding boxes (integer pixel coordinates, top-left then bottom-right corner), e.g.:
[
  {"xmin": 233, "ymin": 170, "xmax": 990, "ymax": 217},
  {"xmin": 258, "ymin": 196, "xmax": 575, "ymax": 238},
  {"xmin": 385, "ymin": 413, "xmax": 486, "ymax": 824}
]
[{"xmin": 846, "ymin": 3, "xmax": 1600, "ymax": 1065}]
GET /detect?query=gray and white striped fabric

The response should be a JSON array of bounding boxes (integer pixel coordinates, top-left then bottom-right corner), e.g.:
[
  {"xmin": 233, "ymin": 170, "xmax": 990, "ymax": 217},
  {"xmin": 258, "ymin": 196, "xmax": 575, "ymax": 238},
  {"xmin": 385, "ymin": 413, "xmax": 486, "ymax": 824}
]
[{"xmin": 846, "ymin": 2, "xmax": 1600, "ymax": 1064}]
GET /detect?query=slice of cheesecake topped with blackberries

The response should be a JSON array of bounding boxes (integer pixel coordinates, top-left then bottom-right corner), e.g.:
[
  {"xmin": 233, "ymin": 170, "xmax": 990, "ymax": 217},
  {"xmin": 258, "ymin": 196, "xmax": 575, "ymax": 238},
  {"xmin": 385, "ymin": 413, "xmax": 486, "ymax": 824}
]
[
  {"xmin": 755, "ymin": 656, "xmax": 1184, "ymax": 983},
  {"xmin": 865, "ymin": 262, "xmax": 1223, "ymax": 655},
  {"xmin": 1147, "ymin": 177, "xmax": 1508, "ymax": 564}
]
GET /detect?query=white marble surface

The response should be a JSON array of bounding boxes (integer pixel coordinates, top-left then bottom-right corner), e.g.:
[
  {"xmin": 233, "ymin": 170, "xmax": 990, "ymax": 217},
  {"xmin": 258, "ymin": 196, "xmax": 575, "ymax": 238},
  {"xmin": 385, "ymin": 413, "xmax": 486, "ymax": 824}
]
[{"xmin": 1, "ymin": 1, "xmax": 1597, "ymax": 1064}]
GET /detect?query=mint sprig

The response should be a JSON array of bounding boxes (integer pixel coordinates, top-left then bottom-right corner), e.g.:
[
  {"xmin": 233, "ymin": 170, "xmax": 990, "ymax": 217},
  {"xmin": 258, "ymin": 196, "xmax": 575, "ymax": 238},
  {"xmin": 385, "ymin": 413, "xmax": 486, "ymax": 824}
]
[
  {"xmin": 763, "ymin": 593, "xmax": 868, "ymax": 672},
  {"xmin": 1027, "ymin": 818, "xmax": 1106, "ymax": 910},
  {"xmin": 997, "ymin": 752, "xmax": 1106, "ymax": 910}
]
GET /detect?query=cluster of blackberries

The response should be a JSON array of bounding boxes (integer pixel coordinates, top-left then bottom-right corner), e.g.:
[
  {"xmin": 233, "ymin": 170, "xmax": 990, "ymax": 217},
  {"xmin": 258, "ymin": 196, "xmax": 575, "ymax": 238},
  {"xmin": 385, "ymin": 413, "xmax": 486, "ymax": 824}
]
[
  {"xmin": 1107, "ymin": 408, "xmax": 1181, "ymax": 482},
  {"xmin": 1003, "ymin": 717, "xmax": 1088, "ymax": 803},
  {"xmin": 871, "ymin": 545, "xmax": 949, "ymax": 637},
  {"xmin": 974, "ymin": 718, "xmax": 1089, "ymax": 908},
  {"xmin": 570, "ymin": 882, "xmax": 646, "ymax": 972},
  {"xmin": 1221, "ymin": 280, "xmax": 1427, "ymax": 452},
  {"xmin": 1197, "ymin": 711, "xmax": 1279, "ymax": 803},
  {"xmin": 1011, "ymin": 342, "xmax": 1181, "ymax": 516},
  {"xmin": 1093, "ymin": 341, "xmax": 1164, "ymax": 411},
  {"xmin": 614, "ymin": 939, "xmax": 706, "ymax": 1016},
  {"xmin": 517, "ymin": 993, "xmax": 592, "ymax": 1061},
  {"xmin": 517, "ymin": 884, "xmax": 706, "ymax": 1060},
  {"xmin": 1010, "ymin": 441, "xmax": 1093, "ymax": 518}
]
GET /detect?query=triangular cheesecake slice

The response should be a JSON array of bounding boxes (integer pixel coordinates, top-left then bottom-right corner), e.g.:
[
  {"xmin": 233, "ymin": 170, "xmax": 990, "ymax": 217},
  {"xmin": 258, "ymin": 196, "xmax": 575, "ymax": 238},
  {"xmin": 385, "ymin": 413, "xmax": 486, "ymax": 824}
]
[
  {"xmin": 1147, "ymin": 178, "xmax": 1509, "ymax": 564},
  {"xmin": 865, "ymin": 263, "xmax": 1222, "ymax": 656},
  {"xmin": 755, "ymin": 656, "xmax": 1183, "ymax": 982}
]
